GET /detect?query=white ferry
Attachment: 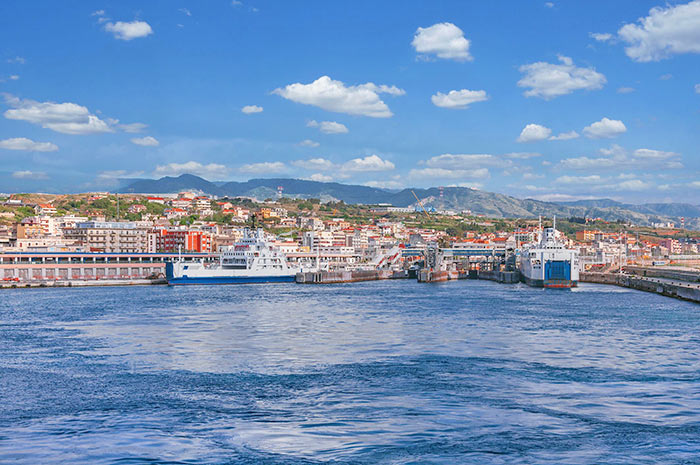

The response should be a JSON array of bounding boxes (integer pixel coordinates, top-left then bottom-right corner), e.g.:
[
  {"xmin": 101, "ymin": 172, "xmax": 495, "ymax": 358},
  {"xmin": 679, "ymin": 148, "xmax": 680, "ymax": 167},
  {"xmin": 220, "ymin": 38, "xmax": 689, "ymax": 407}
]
[
  {"xmin": 519, "ymin": 219, "xmax": 579, "ymax": 288},
  {"xmin": 166, "ymin": 229, "xmax": 303, "ymax": 285}
]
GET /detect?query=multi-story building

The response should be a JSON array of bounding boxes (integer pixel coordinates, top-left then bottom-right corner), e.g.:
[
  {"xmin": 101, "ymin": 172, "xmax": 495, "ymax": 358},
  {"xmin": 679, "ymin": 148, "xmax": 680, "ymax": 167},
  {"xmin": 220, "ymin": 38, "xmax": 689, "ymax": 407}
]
[
  {"xmin": 64, "ymin": 221, "xmax": 155, "ymax": 253},
  {"xmin": 17, "ymin": 216, "xmax": 57, "ymax": 238},
  {"xmin": 154, "ymin": 228, "xmax": 212, "ymax": 253}
]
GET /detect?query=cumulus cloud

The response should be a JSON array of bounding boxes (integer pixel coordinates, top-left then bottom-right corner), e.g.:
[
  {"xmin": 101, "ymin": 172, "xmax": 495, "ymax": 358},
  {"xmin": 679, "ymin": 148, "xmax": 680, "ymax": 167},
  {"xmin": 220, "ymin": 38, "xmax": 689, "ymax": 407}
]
[
  {"xmin": 298, "ymin": 139, "xmax": 320, "ymax": 148},
  {"xmin": 12, "ymin": 170, "xmax": 48, "ymax": 180},
  {"xmin": 273, "ymin": 76, "xmax": 404, "ymax": 118},
  {"xmin": 292, "ymin": 158, "xmax": 335, "ymax": 171},
  {"xmin": 431, "ymin": 89, "xmax": 488, "ymax": 109},
  {"xmin": 555, "ymin": 174, "xmax": 604, "ymax": 185},
  {"xmin": 505, "ymin": 152, "xmax": 542, "ymax": 159},
  {"xmin": 239, "ymin": 161, "xmax": 287, "ymax": 174},
  {"xmin": 0, "ymin": 137, "xmax": 58, "ymax": 152},
  {"xmin": 119, "ymin": 122, "xmax": 148, "ymax": 133},
  {"xmin": 104, "ymin": 20, "xmax": 153, "ymax": 40},
  {"xmin": 617, "ymin": 179, "xmax": 651, "ymax": 191},
  {"xmin": 560, "ymin": 144, "xmax": 683, "ymax": 170},
  {"xmin": 408, "ymin": 167, "xmax": 490, "ymax": 180},
  {"xmin": 590, "ymin": 32, "xmax": 613, "ymax": 42},
  {"xmin": 618, "ymin": 1, "xmax": 700, "ymax": 62},
  {"xmin": 130, "ymin": 136, "xmax": 159, "ymax": 146},
  {"xmin": 517, "ymin": 55, "xmax": 606, "ymax": 99},
  {"xmin": 548, "ymin": 130, "xmax": 579, "ymax": 140},
  {"xmin": 424, "ymin": 153, "xmax": 509, "ymax": 169},
  {"xmin": 306, "ymin": 173, "xmax": 333, "ymax": 182},
  {"xmin": 241, "ymin": 105, "xmax": 263, "ymax": 114},
  {"xmin": 3, "ymin": 94, "xmax": 114, "ymax": 135},
  {"xmin": 517, "ymin": 123, "xmax": 551, "ymax": 142},
  {"xmin": 582, "ymin": 117, "xmax": 626, "ymax": 139},
  {"xmin": 632, "ymin": 148, "xmax": 679, "ymax": 160},
  {"xmin": 342, "ymin": 155, "xmax": 394, "ymax": 172},
  {"xmin": 412, "ymin": 23, "xmax": 472, "ymax": 61},
  {"xmin": 154, "ymin": 161, "xmax": 228, "ymax": 178},
  {"xmin": 307, "ymin": 120, "xmax": 348, "ymax": 134}
]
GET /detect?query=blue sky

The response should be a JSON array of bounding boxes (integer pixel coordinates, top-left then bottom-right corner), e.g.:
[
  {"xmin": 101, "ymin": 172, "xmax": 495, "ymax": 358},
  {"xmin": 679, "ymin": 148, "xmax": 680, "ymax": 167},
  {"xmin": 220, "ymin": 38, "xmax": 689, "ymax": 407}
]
[{"xmin": 0, "ymin": 0, "xmax": 698, "ymax": 202}]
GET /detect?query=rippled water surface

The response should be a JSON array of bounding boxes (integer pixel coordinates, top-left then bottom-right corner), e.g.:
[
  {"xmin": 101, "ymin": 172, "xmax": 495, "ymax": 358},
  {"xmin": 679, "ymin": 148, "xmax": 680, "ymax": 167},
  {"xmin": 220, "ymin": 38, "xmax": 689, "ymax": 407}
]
[{"xmin": 1, "ymin": 280, "xmax": 699, "ymax": 463}]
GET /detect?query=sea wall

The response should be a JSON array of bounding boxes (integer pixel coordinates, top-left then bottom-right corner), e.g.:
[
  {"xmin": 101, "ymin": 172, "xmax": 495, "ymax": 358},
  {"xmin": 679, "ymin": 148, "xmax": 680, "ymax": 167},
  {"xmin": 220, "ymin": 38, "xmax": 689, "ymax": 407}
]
[
  {"xmin": 624, "ymin": 266, "xmax": 700, "ymax": 283},
  {"xmin": 581, "ymin": 272, "xmax": 700, "ymax": 303},
  {"xmin": 296, "ymin": 269, "xmax": 406, "ymax": 284},
  {"xmin": 477, "ymin": 270, "xmax": 521, "ymax": 284}
]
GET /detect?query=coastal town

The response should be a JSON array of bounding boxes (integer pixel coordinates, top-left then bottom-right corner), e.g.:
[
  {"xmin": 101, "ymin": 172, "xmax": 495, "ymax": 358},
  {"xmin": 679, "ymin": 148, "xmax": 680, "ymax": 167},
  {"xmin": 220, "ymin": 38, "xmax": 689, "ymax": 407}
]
[{"xmin": 1, "ymin": 190, "xmax": 698, "ymax": 297}]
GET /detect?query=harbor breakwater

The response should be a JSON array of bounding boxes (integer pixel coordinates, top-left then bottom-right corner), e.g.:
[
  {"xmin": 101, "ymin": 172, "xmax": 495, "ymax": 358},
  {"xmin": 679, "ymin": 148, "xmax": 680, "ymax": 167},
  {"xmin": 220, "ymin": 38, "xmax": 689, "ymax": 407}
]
[{"xmin": 581, "ymin": 272, "xmax": 700, "ymax": 303}]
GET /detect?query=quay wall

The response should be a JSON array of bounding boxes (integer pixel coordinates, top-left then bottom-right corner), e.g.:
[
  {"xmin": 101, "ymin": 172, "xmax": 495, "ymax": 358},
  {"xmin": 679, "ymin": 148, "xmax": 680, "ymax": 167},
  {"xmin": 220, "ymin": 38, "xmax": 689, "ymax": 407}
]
[
  {"xmin": 581, "ymin": 272, "xmax": 700, "ymax": 303},
  {"xmin": 296, "ymin": 269, "xmax": 407, "ymax": 284},
  {"xmin": 1, "ymin": 278, "xmax": 167, "ymax": 289},
  {"xmin": 477, "ymin": 270, "xmax": 521, "ymax": 284},
  {"xmin": 624, "ymin": 266, "xmax": 700, "ymax": 283}
]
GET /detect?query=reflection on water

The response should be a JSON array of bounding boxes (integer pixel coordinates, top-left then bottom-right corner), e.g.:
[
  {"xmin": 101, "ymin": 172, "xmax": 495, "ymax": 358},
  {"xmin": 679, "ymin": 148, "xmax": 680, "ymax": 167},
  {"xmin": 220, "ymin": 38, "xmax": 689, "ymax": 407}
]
[{"xmin": 1, "ymin": 280, "xmax": 699, "ymax": 464}]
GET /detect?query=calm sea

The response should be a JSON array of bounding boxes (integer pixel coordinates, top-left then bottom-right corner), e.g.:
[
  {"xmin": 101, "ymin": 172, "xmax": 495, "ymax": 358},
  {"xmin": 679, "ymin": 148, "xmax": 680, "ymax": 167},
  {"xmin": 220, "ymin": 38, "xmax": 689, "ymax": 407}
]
[{"xmin": 1, "ymin": 280, "xmax": 699, "ymax": 464}]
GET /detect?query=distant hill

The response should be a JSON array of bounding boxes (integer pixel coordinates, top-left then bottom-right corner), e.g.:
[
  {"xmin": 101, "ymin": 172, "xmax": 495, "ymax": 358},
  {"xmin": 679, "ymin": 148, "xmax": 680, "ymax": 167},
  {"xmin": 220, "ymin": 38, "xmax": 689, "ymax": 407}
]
[{"xmin": 120, "ymin": 174, "xmax": 700, "ymax": 228}]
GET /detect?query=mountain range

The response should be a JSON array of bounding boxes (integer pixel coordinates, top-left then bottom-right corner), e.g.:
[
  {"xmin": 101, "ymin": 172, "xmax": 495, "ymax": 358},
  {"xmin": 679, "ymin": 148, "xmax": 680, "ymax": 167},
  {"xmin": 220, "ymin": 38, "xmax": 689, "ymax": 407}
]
[{"xmin": 120, "ymin": 174, "xmax": 700, "ymax": 229}]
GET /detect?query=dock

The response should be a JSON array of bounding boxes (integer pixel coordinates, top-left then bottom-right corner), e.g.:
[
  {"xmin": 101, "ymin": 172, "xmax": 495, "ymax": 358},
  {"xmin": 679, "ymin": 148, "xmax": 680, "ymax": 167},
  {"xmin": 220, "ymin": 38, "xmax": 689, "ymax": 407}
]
[
  {"xmin": 295, "ymin": 269, "xmax": 407, "ymax": 284},
  {"xmin": 581, "ymin": 271, "xmax": 700, "ymax": 303}
]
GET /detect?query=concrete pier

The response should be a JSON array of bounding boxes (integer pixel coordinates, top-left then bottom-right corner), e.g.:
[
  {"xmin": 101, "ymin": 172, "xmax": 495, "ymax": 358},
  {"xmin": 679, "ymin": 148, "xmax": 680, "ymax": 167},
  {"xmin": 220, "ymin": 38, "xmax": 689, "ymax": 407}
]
[
  {"xmin": 581, "ymin": 272, "xmax": 700, "ymax": 303},
  {"xmin": 477, "ymin": 270, "xmax": 521, "ymax": 284},
  {"xmin": 296, "ymin": 269, "xmax": 407, "ymax": 284}
]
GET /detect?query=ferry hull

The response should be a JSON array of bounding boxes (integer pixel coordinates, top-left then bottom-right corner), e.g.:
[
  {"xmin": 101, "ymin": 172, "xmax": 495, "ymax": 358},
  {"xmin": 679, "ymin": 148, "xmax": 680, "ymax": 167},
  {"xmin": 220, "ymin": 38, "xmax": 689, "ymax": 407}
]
[
  {"xmin": 167, "ymin": 275, "xmax": 296, "ymax": 285},
  {"xmin": 521, "ymin": 274, "xmax": 578, "ymax": 288}
]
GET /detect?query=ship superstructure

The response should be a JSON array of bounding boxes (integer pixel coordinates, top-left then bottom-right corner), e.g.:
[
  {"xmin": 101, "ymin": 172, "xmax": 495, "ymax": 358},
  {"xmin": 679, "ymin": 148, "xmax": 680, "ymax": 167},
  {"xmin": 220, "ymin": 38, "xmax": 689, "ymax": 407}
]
[
  {"xmin": 519, "ymin": 219, "xmax": 579, "ymax": 288},
  {"xmin": 166, "ymin": 228, "xmax": 303, "ymax": 284}
]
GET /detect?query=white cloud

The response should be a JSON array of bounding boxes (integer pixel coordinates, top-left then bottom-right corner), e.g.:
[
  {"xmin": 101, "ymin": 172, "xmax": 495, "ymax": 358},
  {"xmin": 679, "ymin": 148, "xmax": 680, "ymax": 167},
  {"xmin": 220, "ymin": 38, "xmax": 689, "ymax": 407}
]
[
  {"xmin": 517, "ymin": 55, "xmax": 606, "ymax": 99},
  {"xmin": 104, "ymin": 20, "xmax": 153, "ymax": 41},
  {"xmin": 9, "ymin": 75, "xmax": 19, "ymax": 81},
  {"xmin": 342, "ymin": 154, "xmax": 394, "ymax": 172},
  {"xmin": 307, "ymin": 120, "xmax": 349, "ymax": 134},
  {"xmin": 179, "ymin": 8, "xmax": 192, "ymax": 16},
  {"xmin": 545, "ymin": 2, "xmax": 554, "ymax": 8},
  {"xmin": 517, "ymin": 123, "xmax": 551, "ymax": 142},
  {"xmin": 424, "ymin": 153, "xmax": 509, "ymax": 169},
  {"xmin": 555, "ymin": 175, "xmax": 604, "ymax": 185},
  {"xmin": 6, "ymin": 56, "xmax": 25, "ymax": 64},
  {"xmin": 560, "ymin": 157, "xmax": 618, "ymax": 170},
  {"xmin": 298, "ymin": 139, "xmax": 320, "ymax": 148},
  {"xmin": 12, "ymin": 170, "xmax": 48, "ymax": 180},
  {"xmin": 232, "ymin": 0, "xmax": 243, "ymax": 5},
  {"xmin": 273, "ymin": 76, "xmax": 403, "ymax": 118},
  {"xmin": 292, "ymin": 158, "xmax": 335, "ymax": 171},
  {"xmin": 548, "ymin": 130, "xmax": 579, "ymax": 140},
  {"xmin": 560, "ymin": 145, "xmax": 683, "ymax": 170},
  {"xmin": 364, "ymin": 180, "xmax": 404, "ymax": 189},
  {"xmin": 505, "ymin": 152, "xmax": 542, "ymax": 159},
  {"xmin": 412, "ymin": 23, "xmax": 472, "ymax": 61},
  {"xmin": 241, "ymin": 105, "xmax": 263, "ymax": 114},
  {"xmin": 590, "ymin": 32, "xmax": 613, "ymax": 42},
  {"xmin": 91, "ymin": 10, "xmax": 105, "ymax": 17},
  {"xmin": 431, "ymin": 89, "xmax": 488, "ymax": 109},
  {"xmin": 695, "ymin": 83, "xmax": 700, "ymax": 94},
  {"xmin": 97, "ymin": 169, "xmax": 144, "ymax": 179},
  {"xmin": 659, "ymin": 73, "xmax": 673, "ymax": 80},
  {"xmin": 130, "ymin": 136, "xmax": 159, "ymax": 146},
  {"xmin": 239, "ymin": 161, "xmax": 287, "ymax": 174},
  {"xmin": 408, "ymin": 167, "xmax": 489, "ymax": 180},
  {"xmin": 617, "ymin": 87, "xmax": 635, "ymax": 94},
  {"xmin": 618, "ymin": 1, "xmax": 700, "ymax": 62},
  {"xmin": 306, "ymin": 173, "xmax": 333, "ymax": 182},
  {"xmin": 632, "ymin": 148, "xmax": 679, "ymax": 160},
  {"xmin": 616, "ymin": 179, "xmax": 651, "ymax": 191},
  {"xmin": 154, "ymin": 161, "xmax": 228, "ymax": 178},
  {"xmin": 3, "ymin": 94, "xmax": 114, "ymax": 135},
  {"xmin": 0, "ymin": 137, "xmax": 58, "ymax": 152},
  {"xmin": 582, "ymin": 117, "xmax": 626, "ymax": 139},
  {"xmin": 119, "ymin": 122, "xmax": 148, "ymax": 133}
]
